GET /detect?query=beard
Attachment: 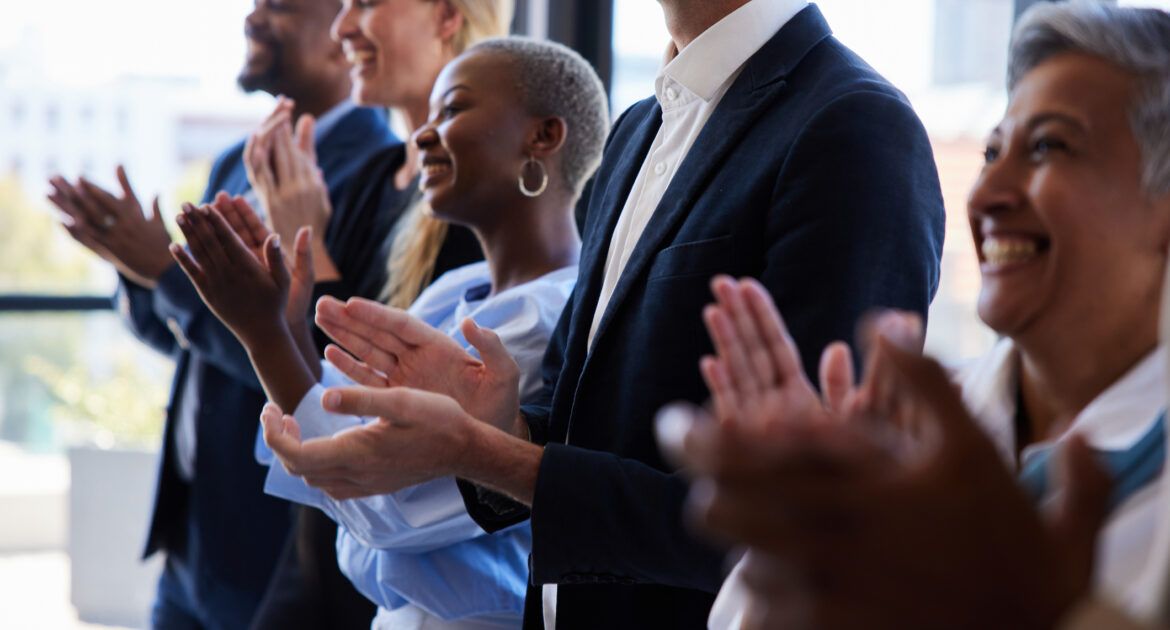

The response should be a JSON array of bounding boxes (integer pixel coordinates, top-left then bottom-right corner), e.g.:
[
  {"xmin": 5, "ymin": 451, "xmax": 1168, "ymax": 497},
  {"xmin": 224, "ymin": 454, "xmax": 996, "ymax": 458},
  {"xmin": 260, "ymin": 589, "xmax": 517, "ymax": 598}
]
[{"xmin": 237, "ymin": 41, "xmax": 284, "ymax": 94}]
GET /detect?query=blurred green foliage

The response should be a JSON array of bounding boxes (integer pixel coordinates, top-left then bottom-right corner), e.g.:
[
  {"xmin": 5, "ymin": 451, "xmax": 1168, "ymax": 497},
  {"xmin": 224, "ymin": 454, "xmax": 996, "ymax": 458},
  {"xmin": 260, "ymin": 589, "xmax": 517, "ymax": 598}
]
[{"xmin": 0, "ymin": 168, "xmax": 216, "ymax": 451}]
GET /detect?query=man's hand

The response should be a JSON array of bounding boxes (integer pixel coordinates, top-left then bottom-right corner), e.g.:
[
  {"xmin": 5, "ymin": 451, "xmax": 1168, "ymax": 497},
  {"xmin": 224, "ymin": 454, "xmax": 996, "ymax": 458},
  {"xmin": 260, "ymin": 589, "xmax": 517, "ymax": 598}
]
[
  {"xmin": 315, "ymin": 297, "xmax": 524, "ymax": 435},
  {"xmin": 47, "ymin": 166, "xmax": 173, "ymax": 288},
  {"xmin": 677, "ymin": 337, "xmax": 1112, "ymax": 630},
  {"xmin": 260, "ymin": 389, "xmax": 479, "ymax": 498}
]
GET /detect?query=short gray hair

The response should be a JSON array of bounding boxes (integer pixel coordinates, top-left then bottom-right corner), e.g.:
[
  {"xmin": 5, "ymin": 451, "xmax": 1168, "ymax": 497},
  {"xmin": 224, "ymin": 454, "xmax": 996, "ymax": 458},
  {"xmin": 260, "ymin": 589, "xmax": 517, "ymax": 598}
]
[
  {"xmin": 465, "ymin": 37, "xmax": 610, "ymax": 200},
  {"xmin": 1009, "ymin": 3, "xmax": 1170, "ymax": 197}
]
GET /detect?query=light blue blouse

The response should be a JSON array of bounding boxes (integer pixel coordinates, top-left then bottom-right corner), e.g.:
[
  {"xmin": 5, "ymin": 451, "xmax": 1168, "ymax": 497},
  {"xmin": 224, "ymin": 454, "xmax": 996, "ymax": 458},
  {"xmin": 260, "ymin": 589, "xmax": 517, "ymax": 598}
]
[{"xmin": 257, "ymin": 261, "xmax": 577, "ymax": 626}]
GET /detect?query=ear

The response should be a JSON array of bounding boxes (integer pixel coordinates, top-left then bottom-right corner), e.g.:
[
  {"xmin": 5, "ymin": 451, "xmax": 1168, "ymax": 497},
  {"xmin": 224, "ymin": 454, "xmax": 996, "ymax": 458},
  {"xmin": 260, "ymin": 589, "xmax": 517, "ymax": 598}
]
[
  {"xmin": 526, "ymin": 117, "xmax": 568, "ymax": 161},
  {"xmin": 434, "ymin": 0, "xmax": 465, "ymax": 45}
]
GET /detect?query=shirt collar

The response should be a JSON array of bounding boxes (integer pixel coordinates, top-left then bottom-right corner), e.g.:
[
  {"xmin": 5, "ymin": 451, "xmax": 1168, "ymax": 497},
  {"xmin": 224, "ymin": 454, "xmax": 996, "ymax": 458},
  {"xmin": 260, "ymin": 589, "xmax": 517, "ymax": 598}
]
[
  {"xmin": 313, "ymin": 98, "xmax": 357, "ymax": 141},
  {"xmin": 956, "ymin": 339, "xmax": 1168, "ymax": 462},
  {"xmin": 657, "ymin": 0, "xmax": 807, "ymax": 104}
]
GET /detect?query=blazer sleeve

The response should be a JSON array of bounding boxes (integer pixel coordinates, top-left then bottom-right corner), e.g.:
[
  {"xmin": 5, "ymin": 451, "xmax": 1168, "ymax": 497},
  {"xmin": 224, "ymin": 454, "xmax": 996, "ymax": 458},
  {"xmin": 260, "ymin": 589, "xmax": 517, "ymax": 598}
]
[{"xmin": 524, "ymin": 90, "xmax": 945, "ymax": 593}]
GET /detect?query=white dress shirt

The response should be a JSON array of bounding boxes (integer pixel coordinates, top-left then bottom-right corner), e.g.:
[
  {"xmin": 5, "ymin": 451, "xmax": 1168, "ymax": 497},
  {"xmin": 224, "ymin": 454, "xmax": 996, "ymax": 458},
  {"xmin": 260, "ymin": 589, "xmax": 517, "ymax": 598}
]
[
  {"xmin": 709, "ymin": 339, "xmax": 1168, "ymax": 628},
  {"xmin": 583, "ymin": 0, "xmax": 808, "ymax": 351},
  {"xmin": 559, "ymin": 0, "xmax": 806, "ymax": 626}
]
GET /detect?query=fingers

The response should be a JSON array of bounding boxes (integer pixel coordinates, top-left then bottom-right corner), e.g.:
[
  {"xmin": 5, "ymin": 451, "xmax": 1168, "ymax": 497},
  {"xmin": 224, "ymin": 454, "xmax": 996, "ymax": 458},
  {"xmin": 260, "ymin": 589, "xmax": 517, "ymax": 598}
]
[
  {"xmin": 293, "ymin": 226, "xmax": 315, "ymax": 279},
  {"xmin": 739, "ymin": 277, "xmax": 806, "ymax": 384},
  {"xmin": 78, "ymin": 177, "xmax": 126, "ymax": 220},
  {"xmin": 49, "ymin": 176, "xmax": 104, "ymax": 229},
  {"xmin": 202, "ymin": 202, "xmax": 258, "ymax": 268},
  {"xmin": 700, "ymin": 355, "xmax": 739, "ymax": 425},
  {"xmin": 818, "ymin": 342, "xmax": 855, "ymax": 416},
  {"xmin": 115, "ymin": 165, "xmax": 139, "ymax": 203},
  {"xmin": 316, "ymin": 310, "xmax": 403, "ymax": 376},
  {"xmin": 321, "ymin": 386, "xmax": 459, "ymax": 427},
  {"xmin": 272, "ymin": 120, "xmax": 295, "ymax": 185},
  {"xmin": 703, "ymin": 302, "xmax": 764, "ymax": 397},
  {"xmin": 169, "ymin": 243, "xmax": 204, "ymax": 285},
  {"xmin": 324, "ymin": 344, "xmax": 390, "ymax": 388},
  {"xmin": 263, "ymin": 233, "xmax": 290, "ymax": 289},
  {"xmin": 344, "ymin": 298, "xmax": 445, "ymax": 347},
  {"xmin": 150, "ymin": 196, "xmax": 164, "ymax": 224},
  {"xmin": 713, "ymin": 276, "xmax": 777, "ymax": 387},
  {"xmin": 215, "ymin": 194, "xmax": 259, "ymax": 248}
]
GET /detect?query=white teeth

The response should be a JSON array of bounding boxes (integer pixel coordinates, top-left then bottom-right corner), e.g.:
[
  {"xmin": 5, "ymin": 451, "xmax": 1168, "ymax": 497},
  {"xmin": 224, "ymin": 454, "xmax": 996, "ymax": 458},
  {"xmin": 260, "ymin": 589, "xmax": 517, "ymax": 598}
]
[
  {"xmin": 423, "ymin": 163, "xmax": 450, "ymax": 177},
  {"xmin": 345, "ymin": 50, "xmax": 375, "ymax": 65},
  {"xmin": 981, "ymin": 237, "xmax": 1040, "ymax": 266}
]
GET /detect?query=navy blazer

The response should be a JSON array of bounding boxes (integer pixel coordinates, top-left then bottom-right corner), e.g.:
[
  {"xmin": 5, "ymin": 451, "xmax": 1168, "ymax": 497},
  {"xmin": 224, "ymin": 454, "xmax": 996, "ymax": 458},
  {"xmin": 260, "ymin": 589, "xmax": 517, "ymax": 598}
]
[
  {"xmin": 118, "ymin": 105, "xmax": 395, "ymax": 625},
  {"xmin": 460, "ymin": 7, "xmax": 946, "ymax": 629}
]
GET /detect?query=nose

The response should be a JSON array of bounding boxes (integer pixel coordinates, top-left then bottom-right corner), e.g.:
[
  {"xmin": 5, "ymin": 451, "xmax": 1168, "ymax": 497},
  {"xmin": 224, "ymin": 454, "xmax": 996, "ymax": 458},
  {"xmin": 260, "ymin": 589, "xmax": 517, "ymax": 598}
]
[
  {"xmin": 331, "ymin": 1, "xmax": 358, "ymax": 43},
  {"xmin": 244, "ymin": 3, "xmax": 266, "ymax": 35},
  {"xmin": 968, "ymin": 151, "xmax": 1025, "ymax": 218},
  {"xmin": 413, "ymin": 122, "xmax": 439, "ymax": 152}
]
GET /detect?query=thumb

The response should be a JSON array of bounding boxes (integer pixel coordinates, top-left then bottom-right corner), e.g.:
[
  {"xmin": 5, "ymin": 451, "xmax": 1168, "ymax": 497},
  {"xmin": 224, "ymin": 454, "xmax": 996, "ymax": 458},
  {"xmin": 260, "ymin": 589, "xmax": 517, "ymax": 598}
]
[
  {"xmin": 818, "ymin": 341, "xmax": 855, "ymax": 416},
  {"xmin": 1047, "ymin": 434, "xmax": 1112, "ymax": 582},
  {"xmin": 263, "ymin": 234, "xmax": 290, "ymax": 289},
  {"xmin": 294, "ymin": 226, "xmax": 315, "ymax": 279},
  {"xmin": 150, "ymin": 196, "xmax": 164, "ymax": 223},
  {"xmin": 461, "ymin": 318, "xmax": 515, "ymax": 374}
]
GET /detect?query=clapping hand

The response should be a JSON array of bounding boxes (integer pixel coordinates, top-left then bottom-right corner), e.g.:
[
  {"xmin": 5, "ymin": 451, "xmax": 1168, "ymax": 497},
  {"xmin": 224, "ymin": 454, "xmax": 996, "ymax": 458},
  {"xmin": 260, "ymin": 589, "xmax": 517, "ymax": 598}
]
[
  {"xmin": 168, "ymin": 198, "xmax": 311, "ymax": 348},
  {"xmin": 244, "ymin": 97, "xmax": 338, "ymax": 280},
  {"xmin": 47, "ymin": 166, "xmax": 173, "ymax": 288},
  {"xmin": 260, "ymin": 387, "xmax": 478, "ymax": 498},
  {"xmin": 314, "ymin": 297, "xmax": 525, "ymax": 435}
]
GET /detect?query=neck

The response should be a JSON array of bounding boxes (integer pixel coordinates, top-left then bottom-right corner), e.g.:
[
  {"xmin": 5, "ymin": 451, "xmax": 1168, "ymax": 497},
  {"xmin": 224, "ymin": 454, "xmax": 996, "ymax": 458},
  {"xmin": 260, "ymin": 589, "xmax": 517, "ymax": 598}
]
[
  {"xmin": 660, "ymin": 0, "xmax": 749, "ymax": 50},
  {"xmin": 286, "ymin": 79, "xmax": 352, "ymax": 122},
  {"xmin": 1015, "ymin": 313, "xmax": 1160, "ymax": 444},
  {"xmin": 473, "ymin": 193, "xmax": 580, "ymax": 294}
]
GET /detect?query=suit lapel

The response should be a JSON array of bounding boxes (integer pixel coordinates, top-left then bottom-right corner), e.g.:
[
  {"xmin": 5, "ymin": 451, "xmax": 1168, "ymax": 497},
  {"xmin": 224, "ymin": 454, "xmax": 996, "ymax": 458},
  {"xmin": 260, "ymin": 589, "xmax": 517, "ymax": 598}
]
[
  {"xmin": 584, "ymin": 5, "xmax": 832, "ymax": 354},
  {"xmin": 570, "ymin": 102, "xmax": 663, "ymax": 341}
]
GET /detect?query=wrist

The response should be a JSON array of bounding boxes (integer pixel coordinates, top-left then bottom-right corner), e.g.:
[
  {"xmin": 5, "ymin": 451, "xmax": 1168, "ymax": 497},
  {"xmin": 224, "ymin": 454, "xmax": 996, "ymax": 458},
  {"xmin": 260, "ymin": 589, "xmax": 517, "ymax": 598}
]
[
  {"xmin": 455, "ymin": 419, "xmax": 541, "ymax": 506},
  {"xmin": 239, "ymin": 318, "xmax": 294, "ymax": 354}
]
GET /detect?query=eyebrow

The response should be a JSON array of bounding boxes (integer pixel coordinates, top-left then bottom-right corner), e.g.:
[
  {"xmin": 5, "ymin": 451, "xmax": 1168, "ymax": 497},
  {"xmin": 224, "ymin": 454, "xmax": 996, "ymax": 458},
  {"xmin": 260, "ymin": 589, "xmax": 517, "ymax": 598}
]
[
  {"xmin": 1025, "ymin": 112, "xmax": 1087, "ymax": 132},
  {"xmin": 441, "ymin": 85, "xmax": 472, "ymax": 99}
]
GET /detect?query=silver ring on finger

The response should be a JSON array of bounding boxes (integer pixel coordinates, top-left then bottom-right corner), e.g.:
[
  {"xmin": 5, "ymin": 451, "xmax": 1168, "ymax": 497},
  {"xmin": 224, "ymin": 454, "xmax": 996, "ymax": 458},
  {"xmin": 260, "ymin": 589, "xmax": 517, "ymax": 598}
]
[{"xmin": 102, "ymin": 215, "xmax": 117, "ymax": 229}]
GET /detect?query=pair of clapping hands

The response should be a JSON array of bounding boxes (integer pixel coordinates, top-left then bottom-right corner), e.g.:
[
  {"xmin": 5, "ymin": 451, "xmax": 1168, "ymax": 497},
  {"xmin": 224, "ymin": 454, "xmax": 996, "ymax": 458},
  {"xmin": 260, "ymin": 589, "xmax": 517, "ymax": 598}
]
[
  {"xmin": 664, "ymin": 277, "xmax": 1114, "ymax": 630},
  {"xmin": 169, "ymin": 196, "xmax": 525, "ymax": 498}
]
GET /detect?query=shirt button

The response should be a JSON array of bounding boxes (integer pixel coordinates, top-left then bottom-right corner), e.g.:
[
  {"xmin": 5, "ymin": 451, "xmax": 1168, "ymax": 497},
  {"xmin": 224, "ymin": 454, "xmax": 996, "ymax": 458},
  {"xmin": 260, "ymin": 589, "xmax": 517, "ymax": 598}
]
[
  {"xmin": 654, "ymin": 163, "xmax": 667, "ymax": 176},
  {"xmin": 665, "ymin": 87, "xmax": 678, "ymax": 101}
]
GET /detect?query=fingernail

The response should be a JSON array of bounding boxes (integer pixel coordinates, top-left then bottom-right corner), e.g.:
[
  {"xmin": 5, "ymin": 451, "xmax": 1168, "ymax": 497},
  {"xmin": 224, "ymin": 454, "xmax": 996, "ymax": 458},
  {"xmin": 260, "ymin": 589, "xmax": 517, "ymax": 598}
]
[
  {"xmin": 272, "ymin": 235, "xmax": 281, "ymax": 248},
  {"xmin": 323, "ymin": 390, "xmax": 339, "ymax": 409}
]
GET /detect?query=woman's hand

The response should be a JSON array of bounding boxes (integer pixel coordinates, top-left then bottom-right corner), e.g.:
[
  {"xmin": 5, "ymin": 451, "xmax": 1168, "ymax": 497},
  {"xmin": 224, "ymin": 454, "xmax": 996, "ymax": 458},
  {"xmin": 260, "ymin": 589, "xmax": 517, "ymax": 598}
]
[
  {"xmin": 168, "ymin": 201, "xmax": 292, "ymax": 348},
  {"xmin": 244, "ymin": 98, "xmax": 339, "ymax": 281}
]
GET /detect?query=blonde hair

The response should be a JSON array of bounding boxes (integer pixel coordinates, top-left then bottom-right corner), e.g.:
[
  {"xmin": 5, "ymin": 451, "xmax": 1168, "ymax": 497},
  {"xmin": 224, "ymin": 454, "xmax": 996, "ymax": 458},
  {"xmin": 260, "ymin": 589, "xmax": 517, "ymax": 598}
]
[{"xmin": 383, "ymin": 0, "xmax": 515, "ymax": 309}]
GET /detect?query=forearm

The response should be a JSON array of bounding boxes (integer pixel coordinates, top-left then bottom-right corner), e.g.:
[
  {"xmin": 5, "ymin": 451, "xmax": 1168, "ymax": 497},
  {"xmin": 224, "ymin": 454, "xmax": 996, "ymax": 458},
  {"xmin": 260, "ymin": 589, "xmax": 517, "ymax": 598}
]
[
  {"xmin": 287, "ymin": 316, "xmax": 322, "ymax": 381},
  {"xmin": 242, "ymin": 323, "xmax": 319, "ymax": 412},
  {"xmin": 457, "ymin": 420, "xmax": 543, "ymax": 506}
]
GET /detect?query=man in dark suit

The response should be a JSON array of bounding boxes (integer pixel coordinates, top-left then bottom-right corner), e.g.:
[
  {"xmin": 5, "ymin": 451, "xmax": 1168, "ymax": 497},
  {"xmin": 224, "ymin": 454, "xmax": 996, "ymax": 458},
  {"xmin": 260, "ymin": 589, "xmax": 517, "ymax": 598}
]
[
  {"xmin": 258, "ymin": 0, "xmax": 945, "ymax": 627},
  {"xmin": 47, "ymin": 0, "xmax": 393, "ymax": 627}
]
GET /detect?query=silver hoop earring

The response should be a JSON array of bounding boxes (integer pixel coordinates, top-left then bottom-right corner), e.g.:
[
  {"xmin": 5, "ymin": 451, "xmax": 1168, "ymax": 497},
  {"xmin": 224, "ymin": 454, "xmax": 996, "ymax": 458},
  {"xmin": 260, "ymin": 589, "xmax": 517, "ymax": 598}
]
[{"xmin": 518, "ymin": 156, "xmax": 549, "ymax": 198}]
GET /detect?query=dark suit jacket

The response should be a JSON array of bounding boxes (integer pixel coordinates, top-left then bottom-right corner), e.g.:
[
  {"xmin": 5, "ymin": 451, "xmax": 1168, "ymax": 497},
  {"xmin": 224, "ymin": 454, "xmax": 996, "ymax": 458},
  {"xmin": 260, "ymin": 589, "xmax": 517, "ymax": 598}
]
[
  {"xmin": 459, "ymin": 7, "xmax": 946, "ymax": 629},
  {"xmin": 117, "ymin": 105, "xmax": 395, "ymax": 627}
]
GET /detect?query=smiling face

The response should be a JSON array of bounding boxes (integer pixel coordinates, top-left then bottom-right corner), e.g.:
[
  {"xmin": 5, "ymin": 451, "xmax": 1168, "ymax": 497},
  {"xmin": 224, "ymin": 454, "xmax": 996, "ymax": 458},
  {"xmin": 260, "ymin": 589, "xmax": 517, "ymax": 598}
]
[
  {"xmin": 968, "ymin": 52, "xmax": 1170, "ymax": 345},
  {"xmin": 412, "ymin": 52, "xmax": 535, "ymax": 226},
  {"xmin": 238, "ymin": 0, "xmax": 343, "ymax": 95},
  {"xmin": 330, "ymin": 0, "xmax": 458, "ymax": 108}
]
